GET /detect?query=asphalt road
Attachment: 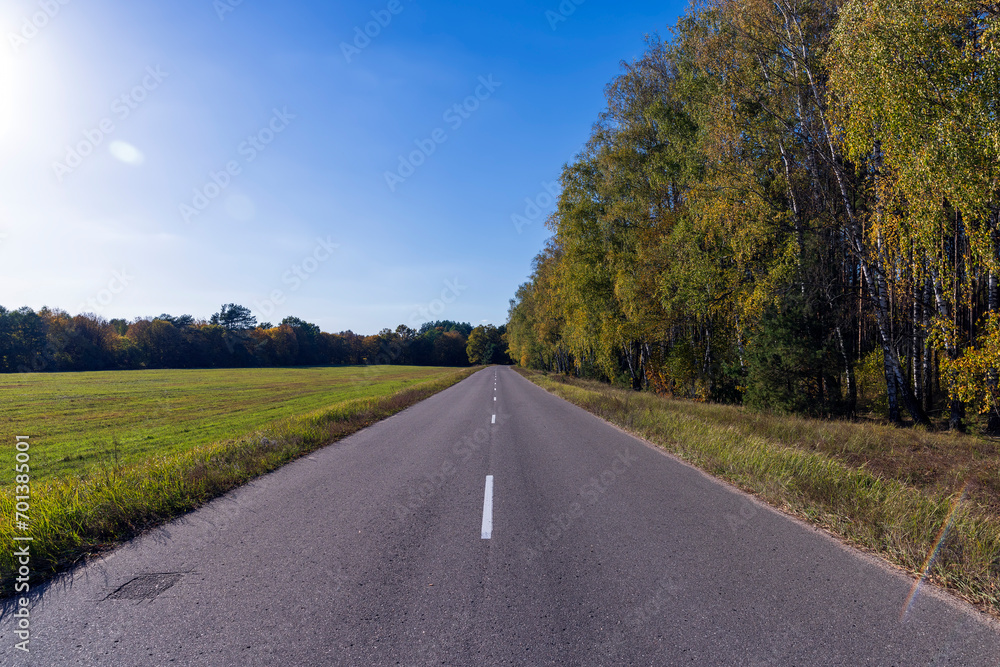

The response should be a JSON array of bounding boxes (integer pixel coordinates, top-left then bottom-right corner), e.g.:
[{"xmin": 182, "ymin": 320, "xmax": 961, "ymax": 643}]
[{"xmin": 3, "ymin": 366, "xmax": 1000, "ymax": 665}]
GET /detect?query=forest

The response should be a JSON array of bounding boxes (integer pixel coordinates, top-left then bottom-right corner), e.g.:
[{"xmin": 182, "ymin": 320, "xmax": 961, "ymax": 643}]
[
  {"xmin": 506, "ymin": 0, "xmax": 1000, "ymax": 431},
  {"xmin": 0, "ymin": 302, "xmax": 510, "ymax": 372}
]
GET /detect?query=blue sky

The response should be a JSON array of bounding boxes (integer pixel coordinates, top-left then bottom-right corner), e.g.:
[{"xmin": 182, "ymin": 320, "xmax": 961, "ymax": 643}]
[{"xmin": 0, "ymin": 0, "xmax": 685, "ymax": 334}]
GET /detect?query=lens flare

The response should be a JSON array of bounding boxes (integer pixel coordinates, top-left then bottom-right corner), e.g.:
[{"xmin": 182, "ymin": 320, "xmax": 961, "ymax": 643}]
[
  {"xmin": 900, "ymin": 483, "xmax": 968, "ymax": 621},
  {"xmin": 109, "ymin": 140, "xmax": 145, "ymax": 166}
]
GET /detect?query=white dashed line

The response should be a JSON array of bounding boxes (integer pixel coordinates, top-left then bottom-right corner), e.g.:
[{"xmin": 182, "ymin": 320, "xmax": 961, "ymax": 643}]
[{"xmin": 481, "ymin": 475, "xmax": 494, "ymax": 539}]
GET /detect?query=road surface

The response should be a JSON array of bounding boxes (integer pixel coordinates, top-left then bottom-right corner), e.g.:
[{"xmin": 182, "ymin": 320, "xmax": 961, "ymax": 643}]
[{"xmin": 2, "ymin": 366, "xmax": 999, "ymax": 665}]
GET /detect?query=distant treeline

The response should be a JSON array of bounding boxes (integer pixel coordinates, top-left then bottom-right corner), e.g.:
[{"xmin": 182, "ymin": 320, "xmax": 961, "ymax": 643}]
[
  {"xmin": 507, "ymin": 0, "xmax": 1000, "ymax": 430},
  {"xmin": 0, "ymin": 303, "xmax": 512, "ymax": 372}
]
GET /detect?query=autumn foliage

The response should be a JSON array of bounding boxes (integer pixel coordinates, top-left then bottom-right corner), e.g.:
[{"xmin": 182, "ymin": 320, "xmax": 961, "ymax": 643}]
[
  {"xmin": 507, "ymin": 0, "xmax": 1000, "ymax": 430},
  {"xmin": 0, "ymin": 304, "xmax": 478, "ymax": 371}
]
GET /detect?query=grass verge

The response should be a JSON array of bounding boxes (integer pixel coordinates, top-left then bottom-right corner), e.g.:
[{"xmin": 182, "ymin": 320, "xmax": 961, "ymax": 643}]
[
  {"xmin": 517, "ymin": 368, "xmax": 1000, "ymax": 616},
  {"xmin": 1, "ymin": 366, "xmax": 479, "ymax": 594}
]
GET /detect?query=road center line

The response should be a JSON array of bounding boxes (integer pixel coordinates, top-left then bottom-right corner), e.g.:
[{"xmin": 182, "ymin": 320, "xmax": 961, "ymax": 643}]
[
  {"xmin": 491, "ymin": 414, "xmax": 496, "ymax": 424},
  {"xmin": 481, "ymin": 475, "xmax": 494, "ymax": 539}
]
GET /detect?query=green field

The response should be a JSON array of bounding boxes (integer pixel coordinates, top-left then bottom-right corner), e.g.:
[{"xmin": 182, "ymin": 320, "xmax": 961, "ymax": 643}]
[
  {"xmin": 1, "ymin": 365, "xmax": 461, "ymax": 485},
  {"xmin": 0, "ymin": 365, "xmax": 478, "ymax": 590}
]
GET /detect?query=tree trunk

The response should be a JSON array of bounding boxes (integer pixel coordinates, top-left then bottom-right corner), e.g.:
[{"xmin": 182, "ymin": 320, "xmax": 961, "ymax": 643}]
[
  {"xmin": 795, "ymin": 37, "xmax": 926, "ymax": 425},
  {"xmin": 623, "ymin": 340, "xmax": 641, "ymax": 390},
  {"xmin": 987, "ymin": 268, "xmax": 1000, "ymax": 434},
  {"xmin": 703, "ymin": 321, "xmax": 714, "ymax": 398},
  {"xmin": 866, "ymin": 256, "xmax": 928, "ymax": 424},
  {"xmin": 912, "ymin": 295, "xmax": 920, "ymax": 407},
  {"xmin": 922, "ymin": 279, "xmax": 934, "ymax": 413},
  {"xmin": 932, "ymin": 272, "xmax": 965, "ymax": 431},
  {"xmin": 736, "ymin": 318, "xmax": 747, "ymax": 373},
  {"xmin": 835, "ymin": 325, "xmax": 856, "ymax": 416},
  {"xmin": 881, "ymin": 338, "xmax": 901, "ymax": 423}
]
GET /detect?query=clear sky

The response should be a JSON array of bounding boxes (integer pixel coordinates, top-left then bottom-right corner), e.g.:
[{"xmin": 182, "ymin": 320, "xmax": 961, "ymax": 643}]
[{"xmin": 0, "ymin": 0, "xmax": 685, "ymax": 335}]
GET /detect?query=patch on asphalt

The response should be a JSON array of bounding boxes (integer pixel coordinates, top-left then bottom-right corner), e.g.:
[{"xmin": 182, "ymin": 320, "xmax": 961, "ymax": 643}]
[{"xmin": 106, "ymin": 573, "xmax": 183, "ymax": 601}]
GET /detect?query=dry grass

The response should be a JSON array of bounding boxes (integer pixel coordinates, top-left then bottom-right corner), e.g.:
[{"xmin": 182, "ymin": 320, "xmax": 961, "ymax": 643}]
[{"xmin": 518, "ymin": 369, "xmax": 1000, "ymax": 616}]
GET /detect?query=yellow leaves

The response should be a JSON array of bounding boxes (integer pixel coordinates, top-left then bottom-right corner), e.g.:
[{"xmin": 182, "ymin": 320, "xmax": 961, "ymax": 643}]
[
  {"xmin": 831, "ymin": 0, "xmax": 1000, "ymax": 177},
  {"xmin": 831, "ymin": 0, "xmax": 1000, "ymax": 184},
  {"xmin": 941, "ymin": 312, "xmax": 1000, "ymax": 416},
  {"xmin": 830, "ymin": 1, "xmax": 1000, "ymax": 370},
  {"xmin": 741, "ymin": 236, "xmax": 799, "ymax": 324}
]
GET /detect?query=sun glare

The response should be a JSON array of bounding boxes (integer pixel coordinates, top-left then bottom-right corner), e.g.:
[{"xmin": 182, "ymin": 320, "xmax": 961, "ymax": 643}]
[{"xmin": 109, "ymin": 140, "xmax": 145, "ymax": 166}]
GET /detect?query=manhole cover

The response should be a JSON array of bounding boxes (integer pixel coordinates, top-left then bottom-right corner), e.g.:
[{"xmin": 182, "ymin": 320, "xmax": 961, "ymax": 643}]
[{"xmin": 106, "ymin": 573, "xmax": 182, "ymax": 600}]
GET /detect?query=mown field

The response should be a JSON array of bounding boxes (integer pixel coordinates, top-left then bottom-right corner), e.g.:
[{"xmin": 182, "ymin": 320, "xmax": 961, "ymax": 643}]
[
  {"xmin": 0, "ymin": 365, "xmax": 478, "ymax": 591},
  {"xmin": 0, "ymin": 365, "xmax": 460, "ymax": 485},
  {"xmin": 517, "ymin": 369, "xmax": 1000, "ymax": 618}
]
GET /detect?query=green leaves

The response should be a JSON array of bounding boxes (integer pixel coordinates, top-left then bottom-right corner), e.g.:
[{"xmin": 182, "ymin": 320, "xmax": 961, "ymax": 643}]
[{"xmin": 509, "ymin": 0, "xmax": 1000, "ymax": 425}]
